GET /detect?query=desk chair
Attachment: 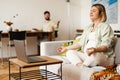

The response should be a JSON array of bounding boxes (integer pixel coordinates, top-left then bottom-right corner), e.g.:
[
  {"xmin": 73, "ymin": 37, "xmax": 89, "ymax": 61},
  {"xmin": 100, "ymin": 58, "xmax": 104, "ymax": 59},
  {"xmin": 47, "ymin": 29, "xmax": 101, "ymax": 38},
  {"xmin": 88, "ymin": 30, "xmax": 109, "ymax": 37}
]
[
  {"xmin": 0, "ymin": 31, "xmax": 3, "ymax": 65},
  {"xmin": 54, "ymin": 30, "xmax": 58, "ymax": 38},
  {"xmin": 8, "ymin": 31, "xmax": 26, "ymax": 59}
]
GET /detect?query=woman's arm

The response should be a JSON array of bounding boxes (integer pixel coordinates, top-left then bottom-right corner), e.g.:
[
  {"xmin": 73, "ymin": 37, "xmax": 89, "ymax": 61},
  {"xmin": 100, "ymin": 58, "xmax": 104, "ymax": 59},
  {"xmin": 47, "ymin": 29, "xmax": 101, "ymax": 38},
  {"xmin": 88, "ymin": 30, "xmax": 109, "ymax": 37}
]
[
  {"xmin": 87, "ymin": 45, "xmax": 107, "ymax": 56},
  {"xmin": 66, "ymin": 43, "xmax": 81, "ymax": 50},
  {"xmin": 95, "ymin": 45, "xmax": 107, "ymax": 52},
  {"xmin": 57, "ymin": 43, "xmax": 81, "ymax": 53}
]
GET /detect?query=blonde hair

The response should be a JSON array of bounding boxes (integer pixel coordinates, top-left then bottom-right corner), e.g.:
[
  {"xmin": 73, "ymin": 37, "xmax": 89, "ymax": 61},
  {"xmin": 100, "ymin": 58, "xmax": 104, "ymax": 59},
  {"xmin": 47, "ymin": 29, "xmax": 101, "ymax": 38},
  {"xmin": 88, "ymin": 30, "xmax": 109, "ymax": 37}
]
[{"xmin": 92, "ymin": 4, "xmax": 107, "ymax": 22}]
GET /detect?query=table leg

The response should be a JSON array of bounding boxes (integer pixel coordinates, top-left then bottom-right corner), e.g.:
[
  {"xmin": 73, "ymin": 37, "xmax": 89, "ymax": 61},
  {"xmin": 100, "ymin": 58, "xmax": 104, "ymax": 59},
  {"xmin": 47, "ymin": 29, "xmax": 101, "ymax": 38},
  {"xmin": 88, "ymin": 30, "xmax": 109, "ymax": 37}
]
[
  {"xmin": 9, "ymin": 61, "xmax": 11, "ymax": 80},
  {"xmin": 1, "ymin": 44, "xmax": 4, "ymax": 65},
  {"xmin": 61, "ymin": 63, "xmax": 62, "ymax": 80},
  {"xmin": 19, "ymin": 67, "xmax": 21, "ymax": 80},
  {"xmin": 45, "ymin": 65, "xmax": 47, "ymax": 80},
  {"xmin": 47, "ymin": 32, "xmax": 52, "ymax": 41},
  {"xmin": 37, "ymin": 45, "xmax": 40, "ymax": 55}
]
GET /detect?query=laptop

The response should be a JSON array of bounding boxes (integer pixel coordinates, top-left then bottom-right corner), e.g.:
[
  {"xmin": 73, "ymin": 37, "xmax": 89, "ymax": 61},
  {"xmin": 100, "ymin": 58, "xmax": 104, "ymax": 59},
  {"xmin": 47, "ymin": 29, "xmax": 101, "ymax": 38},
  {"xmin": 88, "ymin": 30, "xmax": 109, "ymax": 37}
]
[{"xmin": 14, "ymin": 40, "xmax": 47, "ymax": 63}]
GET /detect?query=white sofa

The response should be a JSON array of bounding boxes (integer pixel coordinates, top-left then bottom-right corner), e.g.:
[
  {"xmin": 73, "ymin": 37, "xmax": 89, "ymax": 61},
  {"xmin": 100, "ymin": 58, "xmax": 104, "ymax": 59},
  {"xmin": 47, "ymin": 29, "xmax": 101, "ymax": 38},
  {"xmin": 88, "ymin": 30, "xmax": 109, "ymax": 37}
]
[{"xmin": 40, "ymin": 38, "xmax": 120, "ymax": 80}]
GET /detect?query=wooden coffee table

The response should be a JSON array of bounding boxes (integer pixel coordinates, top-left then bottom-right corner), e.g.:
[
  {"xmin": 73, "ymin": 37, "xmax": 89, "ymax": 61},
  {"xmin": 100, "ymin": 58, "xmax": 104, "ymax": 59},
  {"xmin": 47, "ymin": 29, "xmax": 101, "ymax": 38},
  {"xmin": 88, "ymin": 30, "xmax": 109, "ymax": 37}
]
[{"xmin": 9, "ymin": 56, "xmax": 63, "ymax": 80}]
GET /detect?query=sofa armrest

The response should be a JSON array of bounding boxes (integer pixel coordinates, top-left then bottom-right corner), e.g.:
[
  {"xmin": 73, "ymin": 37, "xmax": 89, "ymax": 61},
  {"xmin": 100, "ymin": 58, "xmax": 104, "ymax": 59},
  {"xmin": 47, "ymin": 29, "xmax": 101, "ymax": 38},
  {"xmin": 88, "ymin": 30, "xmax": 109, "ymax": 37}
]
[
  {"xmin": 40, "ymin": 40, "xmax": 72, "ymax": 56},
  {"xmin": 115, "ymin": 38, "xmax": 120, "ymax": 64}
]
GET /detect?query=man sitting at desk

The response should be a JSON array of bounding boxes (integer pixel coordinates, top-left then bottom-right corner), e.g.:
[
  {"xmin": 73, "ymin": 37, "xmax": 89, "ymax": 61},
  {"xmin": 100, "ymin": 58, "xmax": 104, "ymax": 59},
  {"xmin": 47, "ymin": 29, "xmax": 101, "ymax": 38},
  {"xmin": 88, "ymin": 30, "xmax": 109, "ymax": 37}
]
[{"xmin": 33, "ymin": 11, "xmax": 60, "ymax": 40}]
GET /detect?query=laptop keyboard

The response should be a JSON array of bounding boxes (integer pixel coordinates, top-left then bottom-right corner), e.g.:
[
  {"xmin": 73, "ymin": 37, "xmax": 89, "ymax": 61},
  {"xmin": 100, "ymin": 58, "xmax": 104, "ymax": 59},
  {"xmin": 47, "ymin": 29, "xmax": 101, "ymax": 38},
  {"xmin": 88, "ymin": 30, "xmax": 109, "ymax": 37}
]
[{"xmin": 28, "ymin": 56, "xmax": 47, "ymax": 63}]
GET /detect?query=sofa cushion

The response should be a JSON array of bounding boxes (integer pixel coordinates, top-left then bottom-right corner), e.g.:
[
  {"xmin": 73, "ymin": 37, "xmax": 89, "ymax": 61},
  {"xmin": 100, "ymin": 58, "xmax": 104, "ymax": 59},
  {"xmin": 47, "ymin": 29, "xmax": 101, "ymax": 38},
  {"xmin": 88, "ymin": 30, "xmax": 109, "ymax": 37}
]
[
  {"xmin": 59, "ymin": 38, "xmax": 80, "ymax": 56},
  {"xmin": 62, "ymin": 64, "xmax": 106, "ymax": 80}
]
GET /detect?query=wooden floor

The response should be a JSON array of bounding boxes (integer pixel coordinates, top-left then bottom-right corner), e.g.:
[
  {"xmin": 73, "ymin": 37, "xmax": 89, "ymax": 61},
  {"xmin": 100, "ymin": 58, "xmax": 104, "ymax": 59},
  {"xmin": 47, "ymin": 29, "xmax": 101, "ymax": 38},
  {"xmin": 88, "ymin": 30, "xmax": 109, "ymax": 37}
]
[{"xmin": 0, "ymin": 60, "xmax": 40, "ymax": 80}]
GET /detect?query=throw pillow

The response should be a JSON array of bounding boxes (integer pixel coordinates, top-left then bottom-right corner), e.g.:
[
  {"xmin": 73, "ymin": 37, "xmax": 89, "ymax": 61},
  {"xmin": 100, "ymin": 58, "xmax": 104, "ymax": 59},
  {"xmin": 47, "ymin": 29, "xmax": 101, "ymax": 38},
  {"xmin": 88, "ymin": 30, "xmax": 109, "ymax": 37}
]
[
  {"xmin": 90, "ymin": 64, "xmax": 118, "ymax": 80},
  {"xmin": 59, "ymin": 38, "xmax": 80, "ymax": 56},
  {"xmin": 90, "ymin": 71, "xmax": 117, "ymax": 80},
  {"xmin": 109, "ymin": 75, "xmax": 120, "ymax": 80}
]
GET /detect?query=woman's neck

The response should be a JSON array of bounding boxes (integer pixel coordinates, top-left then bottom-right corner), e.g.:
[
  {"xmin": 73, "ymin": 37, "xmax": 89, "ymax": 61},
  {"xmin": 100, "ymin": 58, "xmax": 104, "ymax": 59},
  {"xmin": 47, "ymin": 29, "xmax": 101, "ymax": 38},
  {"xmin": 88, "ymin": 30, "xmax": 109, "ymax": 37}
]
[
  {"xmin": 93, "ymin": 20, "xmax": 101, "ymax": 26},
  {"xmin": 92, "ymin": 20, "xmax": 101, "ymax": 32}
]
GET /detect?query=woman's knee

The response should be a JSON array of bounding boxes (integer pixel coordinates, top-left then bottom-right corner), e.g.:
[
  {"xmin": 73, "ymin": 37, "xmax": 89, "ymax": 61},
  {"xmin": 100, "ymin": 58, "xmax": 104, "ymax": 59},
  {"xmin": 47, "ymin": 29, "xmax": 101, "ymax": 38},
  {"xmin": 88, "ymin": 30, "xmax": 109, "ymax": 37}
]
[
  {"xmin": 83, "ymin": 53, "xmax": 108, "ymax": 66},
  {"xmin": 66, "ymin": 50, "xmax": 82, "ymax": 65}
]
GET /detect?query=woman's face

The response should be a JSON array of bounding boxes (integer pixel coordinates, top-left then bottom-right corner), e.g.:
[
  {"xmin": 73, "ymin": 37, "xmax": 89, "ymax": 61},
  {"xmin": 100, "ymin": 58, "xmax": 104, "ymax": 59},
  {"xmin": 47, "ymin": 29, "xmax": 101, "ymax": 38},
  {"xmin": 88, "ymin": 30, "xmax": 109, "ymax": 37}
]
[{"xmin": 90, "ymin": 6, "xmax": 100, "ymax": 22}]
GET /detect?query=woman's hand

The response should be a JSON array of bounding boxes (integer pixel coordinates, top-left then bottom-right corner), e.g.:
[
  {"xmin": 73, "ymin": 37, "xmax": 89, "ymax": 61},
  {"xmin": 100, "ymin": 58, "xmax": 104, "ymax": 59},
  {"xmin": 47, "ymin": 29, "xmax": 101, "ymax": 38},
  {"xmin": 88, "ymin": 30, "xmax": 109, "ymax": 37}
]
[
  {"xmin": 87, "ymin": 47, "xmax": 96, "ymax": 56},
  {"xmin": 57, "ymin": 46, "xmax": 67, "ymax": 53},
  {"xmin": 87, "ymin": 45, "xmax": 108, "ymax": 56}
]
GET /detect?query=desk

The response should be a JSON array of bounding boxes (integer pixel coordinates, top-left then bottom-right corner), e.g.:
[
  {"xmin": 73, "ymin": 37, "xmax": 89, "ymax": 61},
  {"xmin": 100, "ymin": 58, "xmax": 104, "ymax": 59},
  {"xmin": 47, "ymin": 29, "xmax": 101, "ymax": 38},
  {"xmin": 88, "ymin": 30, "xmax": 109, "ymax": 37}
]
[
  {"xmin": 2, "ymin": 31, "xmax": 53, "ymax": 41},
  {"xmin": 2, "ymin": 31, "xmax": 53, "ymax": 55},
  {"xmin": 9, "ymin": 56, "xmax": 63, "ymax": 80}
]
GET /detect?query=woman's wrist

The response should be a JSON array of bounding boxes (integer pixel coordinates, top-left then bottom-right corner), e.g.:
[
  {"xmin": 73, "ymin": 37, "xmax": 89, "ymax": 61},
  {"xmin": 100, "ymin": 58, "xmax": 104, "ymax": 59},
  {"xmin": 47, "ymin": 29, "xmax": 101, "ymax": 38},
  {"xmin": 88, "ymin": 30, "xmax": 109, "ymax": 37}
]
[
  {"xmin": 94, "ymin": 46, "xmax": 107, "ymax": 52},
  {"xmin": 94, "ymin": 47, "xmax": 97, "ymax": 53}
]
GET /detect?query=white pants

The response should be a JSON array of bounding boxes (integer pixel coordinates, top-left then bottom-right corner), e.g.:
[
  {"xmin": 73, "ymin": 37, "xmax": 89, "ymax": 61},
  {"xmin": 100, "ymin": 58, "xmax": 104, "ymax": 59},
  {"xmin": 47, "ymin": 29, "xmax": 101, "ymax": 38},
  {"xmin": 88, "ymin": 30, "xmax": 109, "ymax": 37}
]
[{"xmin": 66, "ymin": 50, "xmax": 114, "ymax": 67}]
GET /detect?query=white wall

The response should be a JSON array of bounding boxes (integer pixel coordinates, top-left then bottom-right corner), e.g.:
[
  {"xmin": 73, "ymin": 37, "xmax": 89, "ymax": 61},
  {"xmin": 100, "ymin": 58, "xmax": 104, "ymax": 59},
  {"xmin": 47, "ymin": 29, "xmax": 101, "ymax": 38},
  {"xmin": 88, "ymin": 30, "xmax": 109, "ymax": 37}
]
[
  {"xmin": 0, "ymin": 0, "xmax": 70, "ymax": 40},
  {"xmin": 69, "ymin": 0, "xmax": 81, "ymax": 39},
  {"xmin": 0, "ymin": 0, "xmax": 120, "ymax": 40}
]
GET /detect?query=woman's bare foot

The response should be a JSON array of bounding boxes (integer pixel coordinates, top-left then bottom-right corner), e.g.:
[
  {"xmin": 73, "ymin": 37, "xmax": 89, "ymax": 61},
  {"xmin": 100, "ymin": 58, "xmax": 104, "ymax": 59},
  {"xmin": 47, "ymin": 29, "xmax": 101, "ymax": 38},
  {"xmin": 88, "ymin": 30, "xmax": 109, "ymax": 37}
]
[{"xmin": 76, "ymin": 63, "xmax": 83, "ymax": 67}]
